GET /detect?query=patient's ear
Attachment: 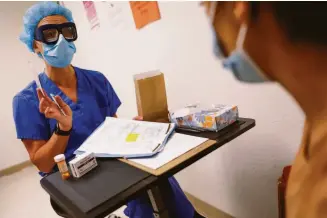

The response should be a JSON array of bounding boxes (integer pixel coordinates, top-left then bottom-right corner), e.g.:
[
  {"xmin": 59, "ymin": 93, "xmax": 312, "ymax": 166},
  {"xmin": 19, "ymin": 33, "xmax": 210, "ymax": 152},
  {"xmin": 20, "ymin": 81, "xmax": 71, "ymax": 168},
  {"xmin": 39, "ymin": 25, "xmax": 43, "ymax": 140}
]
[
  {"xmin": 234, "ymin": 2, "xmax": 250, "ymax": 25},
  {"xmin": 201, "ymin": 1, "xmax": 211, "ymax": 16}
]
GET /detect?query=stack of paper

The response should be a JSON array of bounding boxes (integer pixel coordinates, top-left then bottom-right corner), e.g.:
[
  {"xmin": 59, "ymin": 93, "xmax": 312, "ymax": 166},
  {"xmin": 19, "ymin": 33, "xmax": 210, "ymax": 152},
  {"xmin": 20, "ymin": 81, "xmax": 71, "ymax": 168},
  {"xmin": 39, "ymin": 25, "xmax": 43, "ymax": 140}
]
[
  {"xmin": 129, "ymin": 133, "xmax": 208, "ymax": 169},
  {"xmin": 75, "ymin": 117, "xmax": 175, "ymax": 158}
]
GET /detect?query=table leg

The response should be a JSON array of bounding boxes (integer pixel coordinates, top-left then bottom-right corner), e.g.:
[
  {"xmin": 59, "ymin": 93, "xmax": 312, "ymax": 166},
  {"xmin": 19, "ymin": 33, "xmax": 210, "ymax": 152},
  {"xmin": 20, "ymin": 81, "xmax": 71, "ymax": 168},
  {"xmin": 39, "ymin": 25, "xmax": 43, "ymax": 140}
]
[
  {"xmin": 147, "ymin": 179, "xmax": 174, "ymax": 218},
  {"xmin": 147, "ymin": 187, "xmax": 169, "ymax": 218}
]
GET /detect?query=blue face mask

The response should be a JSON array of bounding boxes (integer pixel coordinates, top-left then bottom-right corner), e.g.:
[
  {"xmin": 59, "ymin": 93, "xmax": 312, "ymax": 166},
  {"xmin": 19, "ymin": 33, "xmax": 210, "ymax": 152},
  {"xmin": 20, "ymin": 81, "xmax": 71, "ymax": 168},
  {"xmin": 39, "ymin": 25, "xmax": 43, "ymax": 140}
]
[
  {"xmin": 39, "ymin": 34, "xmax": 76, "ymax": 68},
  {"xmin": 223, "ymin": 25, "xmax": 269, "ymax": 83},
  {"xmin": 209, "ymin": 3, "xmax": 270, "ymax": 83},
  {"xmin": 212, "ymin": 29, "xmax": 225, "ymax": 59}
]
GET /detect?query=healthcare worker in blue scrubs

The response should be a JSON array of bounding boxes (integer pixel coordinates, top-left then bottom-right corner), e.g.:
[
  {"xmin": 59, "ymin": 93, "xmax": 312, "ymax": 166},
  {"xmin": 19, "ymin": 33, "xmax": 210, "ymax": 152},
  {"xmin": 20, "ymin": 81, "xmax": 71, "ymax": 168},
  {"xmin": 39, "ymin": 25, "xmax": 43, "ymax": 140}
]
[{"xmin": 13, "ymin": 2, "xmax": 203, "ymax": 218}]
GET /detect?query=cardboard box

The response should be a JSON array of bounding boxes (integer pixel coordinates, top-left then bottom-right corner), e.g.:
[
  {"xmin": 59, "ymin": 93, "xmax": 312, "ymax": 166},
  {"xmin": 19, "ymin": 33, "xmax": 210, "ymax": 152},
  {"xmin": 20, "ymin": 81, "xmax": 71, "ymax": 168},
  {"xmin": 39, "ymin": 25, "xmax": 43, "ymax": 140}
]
[
  {"xmin": 169, "ymin": 104, "xmax": 239, "ymax": 131},
  {"xmin": 134, "ymin": 71, "xmax": 169, "ymax": 122},
  {"xmin": 69, "ymin": 152, "xmax": 97, "ymax": 178}
]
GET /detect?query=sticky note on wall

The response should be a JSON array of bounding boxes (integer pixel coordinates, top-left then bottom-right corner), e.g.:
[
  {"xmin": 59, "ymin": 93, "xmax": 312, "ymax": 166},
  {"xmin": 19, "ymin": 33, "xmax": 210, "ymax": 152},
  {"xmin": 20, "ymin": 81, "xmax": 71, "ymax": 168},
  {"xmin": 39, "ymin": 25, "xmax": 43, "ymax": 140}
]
[{"xmin": 129, "ymin": 1, "xmax": 161, "ymax": 29}]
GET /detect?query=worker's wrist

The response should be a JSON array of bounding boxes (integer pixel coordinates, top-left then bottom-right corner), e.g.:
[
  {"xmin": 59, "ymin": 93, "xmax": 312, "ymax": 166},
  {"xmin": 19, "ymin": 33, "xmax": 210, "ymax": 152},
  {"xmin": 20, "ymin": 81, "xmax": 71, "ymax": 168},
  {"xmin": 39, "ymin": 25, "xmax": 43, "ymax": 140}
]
[
  {"xmin": 58, "ymin": 123, "xmax": 72, "ymax": 132},
  {"xmin": 55, "ymin": 123, "xmax": 72, "ymax": 136}
]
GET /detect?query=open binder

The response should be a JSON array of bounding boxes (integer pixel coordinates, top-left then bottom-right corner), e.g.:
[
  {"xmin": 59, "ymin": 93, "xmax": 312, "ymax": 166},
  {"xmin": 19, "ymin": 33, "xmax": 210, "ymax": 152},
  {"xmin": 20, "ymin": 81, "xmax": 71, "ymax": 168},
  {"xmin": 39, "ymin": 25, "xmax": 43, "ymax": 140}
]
[{"xmin": 75, "ymin": 117, "xmax": 175, "ymax": 158}]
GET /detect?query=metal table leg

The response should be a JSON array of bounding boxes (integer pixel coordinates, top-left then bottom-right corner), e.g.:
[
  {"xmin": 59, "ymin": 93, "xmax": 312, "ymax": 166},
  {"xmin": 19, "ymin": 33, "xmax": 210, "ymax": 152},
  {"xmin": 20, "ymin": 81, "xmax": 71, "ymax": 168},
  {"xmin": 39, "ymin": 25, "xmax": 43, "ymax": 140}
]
[{"xmin": 147, "ymin": 179, "xmax": 175, "ymax": 218}]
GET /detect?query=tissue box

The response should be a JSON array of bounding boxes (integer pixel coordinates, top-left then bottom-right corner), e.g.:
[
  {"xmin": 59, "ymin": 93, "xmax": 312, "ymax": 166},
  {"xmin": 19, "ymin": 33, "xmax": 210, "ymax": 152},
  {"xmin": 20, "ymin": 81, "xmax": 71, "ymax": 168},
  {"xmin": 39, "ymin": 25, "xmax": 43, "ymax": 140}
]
[{"xmin": 169, "ymin": 104, "xmax": 239, "ymax": 131}]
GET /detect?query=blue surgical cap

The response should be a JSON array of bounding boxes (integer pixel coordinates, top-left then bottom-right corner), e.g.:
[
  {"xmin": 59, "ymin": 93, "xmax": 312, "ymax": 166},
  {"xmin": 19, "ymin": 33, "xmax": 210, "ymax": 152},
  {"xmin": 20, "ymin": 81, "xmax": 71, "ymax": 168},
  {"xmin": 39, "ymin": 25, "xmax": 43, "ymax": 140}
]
[{"xmin": 20, "ymin": 2, "xmax": 74, "ymax": 52}]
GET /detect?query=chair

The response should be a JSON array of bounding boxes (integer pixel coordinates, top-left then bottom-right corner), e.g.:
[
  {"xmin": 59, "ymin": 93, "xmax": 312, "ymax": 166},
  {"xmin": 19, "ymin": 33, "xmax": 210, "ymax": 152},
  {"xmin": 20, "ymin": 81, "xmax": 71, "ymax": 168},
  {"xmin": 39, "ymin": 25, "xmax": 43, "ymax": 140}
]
[{"xmin": 278, "ymin": 166, "xmax": 292, "ymax": 218}]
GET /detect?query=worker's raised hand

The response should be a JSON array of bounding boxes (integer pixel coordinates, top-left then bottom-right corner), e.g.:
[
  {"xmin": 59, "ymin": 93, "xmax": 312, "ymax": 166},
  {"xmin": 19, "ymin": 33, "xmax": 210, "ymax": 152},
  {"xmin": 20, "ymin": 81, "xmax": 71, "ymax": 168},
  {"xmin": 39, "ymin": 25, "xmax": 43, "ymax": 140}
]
[{"xmin": 37, "ymin": 88, "xmax": 73, "ymax": 131}]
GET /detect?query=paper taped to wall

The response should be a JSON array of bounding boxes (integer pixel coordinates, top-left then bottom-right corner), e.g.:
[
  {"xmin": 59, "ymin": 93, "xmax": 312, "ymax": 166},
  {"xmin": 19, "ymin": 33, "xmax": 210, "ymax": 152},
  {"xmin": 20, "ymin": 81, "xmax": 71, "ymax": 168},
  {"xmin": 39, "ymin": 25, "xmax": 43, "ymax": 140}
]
[
  {"xmin": 129, "ymin": 1, "xmax": 161, "ymax": 29},
  {"xmin": 83, "ymin": 1, "xmax": 100, "ymax": 30},
  {"xmin": 105, "ymin": 2, "xmax": 131, "ymax": 32}
]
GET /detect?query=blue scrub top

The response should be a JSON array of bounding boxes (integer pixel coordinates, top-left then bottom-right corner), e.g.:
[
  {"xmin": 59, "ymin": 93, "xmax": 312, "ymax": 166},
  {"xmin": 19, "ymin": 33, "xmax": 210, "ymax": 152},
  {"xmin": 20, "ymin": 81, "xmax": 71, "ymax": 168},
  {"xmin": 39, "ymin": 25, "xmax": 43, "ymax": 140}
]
[{"xmin": 12, "ymin": 66, "xmax": 195, "ymax": 218}]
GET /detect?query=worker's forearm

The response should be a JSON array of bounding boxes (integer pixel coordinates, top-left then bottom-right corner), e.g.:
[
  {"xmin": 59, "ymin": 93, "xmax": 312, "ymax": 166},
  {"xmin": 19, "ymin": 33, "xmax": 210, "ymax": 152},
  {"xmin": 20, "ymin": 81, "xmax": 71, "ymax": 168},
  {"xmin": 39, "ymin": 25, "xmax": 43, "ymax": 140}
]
[{"xmin": 33, "ymin": 133, "xmax": 70, "ymax": 173}]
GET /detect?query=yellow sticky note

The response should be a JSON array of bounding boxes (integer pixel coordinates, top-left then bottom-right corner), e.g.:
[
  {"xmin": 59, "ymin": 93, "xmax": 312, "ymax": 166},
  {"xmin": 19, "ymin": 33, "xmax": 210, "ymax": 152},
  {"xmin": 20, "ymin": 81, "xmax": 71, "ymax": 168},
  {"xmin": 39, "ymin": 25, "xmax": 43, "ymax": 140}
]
[{"xmin": 126, "ymin": 133, "xmax": 139, "ymax": 142}]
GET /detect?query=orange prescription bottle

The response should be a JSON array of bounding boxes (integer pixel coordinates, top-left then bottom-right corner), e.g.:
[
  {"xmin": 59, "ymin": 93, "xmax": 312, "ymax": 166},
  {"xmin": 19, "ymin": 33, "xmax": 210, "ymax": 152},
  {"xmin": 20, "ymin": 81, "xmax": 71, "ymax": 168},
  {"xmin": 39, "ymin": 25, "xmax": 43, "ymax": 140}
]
[{"xmin": 54, "ymin": 154, "xmax": 70, "ymax": 180}]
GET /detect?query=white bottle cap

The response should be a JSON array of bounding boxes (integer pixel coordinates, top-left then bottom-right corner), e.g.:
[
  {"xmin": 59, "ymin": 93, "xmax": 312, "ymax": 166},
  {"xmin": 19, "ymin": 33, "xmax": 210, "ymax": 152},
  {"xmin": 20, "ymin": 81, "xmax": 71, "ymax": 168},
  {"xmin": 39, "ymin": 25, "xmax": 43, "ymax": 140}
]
[{"xmin": 54, "ymin": 154, "xmax": 65, "ymax": 163}]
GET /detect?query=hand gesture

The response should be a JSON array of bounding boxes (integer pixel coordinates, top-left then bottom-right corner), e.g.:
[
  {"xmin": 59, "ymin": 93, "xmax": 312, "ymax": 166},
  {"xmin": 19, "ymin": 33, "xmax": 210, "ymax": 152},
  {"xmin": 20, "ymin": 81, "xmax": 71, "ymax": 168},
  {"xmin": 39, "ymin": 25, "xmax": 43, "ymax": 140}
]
[{"xmin": 37, "ymin": 88, "xmax": 73, "ymax": 131}]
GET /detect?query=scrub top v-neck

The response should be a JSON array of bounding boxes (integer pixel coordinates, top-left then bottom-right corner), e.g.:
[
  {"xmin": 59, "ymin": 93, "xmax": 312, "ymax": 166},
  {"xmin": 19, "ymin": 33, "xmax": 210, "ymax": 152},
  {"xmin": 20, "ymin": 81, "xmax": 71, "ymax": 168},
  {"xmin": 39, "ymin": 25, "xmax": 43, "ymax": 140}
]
[{"xmin": 13, "ymin": 66, "xmax": 121, "ymax": 175}]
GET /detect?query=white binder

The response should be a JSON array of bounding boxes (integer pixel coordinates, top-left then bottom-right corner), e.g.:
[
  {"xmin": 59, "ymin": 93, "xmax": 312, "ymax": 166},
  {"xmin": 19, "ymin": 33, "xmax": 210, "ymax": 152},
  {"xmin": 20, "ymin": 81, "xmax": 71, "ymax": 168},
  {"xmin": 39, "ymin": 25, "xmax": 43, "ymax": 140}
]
[{"xmin": 75, "ymin": 117, "xmax": 175, "ymax": 158}]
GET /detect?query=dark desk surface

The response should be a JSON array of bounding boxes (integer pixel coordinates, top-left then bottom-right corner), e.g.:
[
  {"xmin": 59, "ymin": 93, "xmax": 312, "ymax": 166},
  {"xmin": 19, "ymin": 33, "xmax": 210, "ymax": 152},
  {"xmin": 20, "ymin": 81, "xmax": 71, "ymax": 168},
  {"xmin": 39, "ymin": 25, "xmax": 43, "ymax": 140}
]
[
  {"xmin": 41, "ymin": 117, "xmax": 255, "ymax": 218},
  {"xmin": 41, "ymin": 160, "xmax": 157, "ymax": 218}
]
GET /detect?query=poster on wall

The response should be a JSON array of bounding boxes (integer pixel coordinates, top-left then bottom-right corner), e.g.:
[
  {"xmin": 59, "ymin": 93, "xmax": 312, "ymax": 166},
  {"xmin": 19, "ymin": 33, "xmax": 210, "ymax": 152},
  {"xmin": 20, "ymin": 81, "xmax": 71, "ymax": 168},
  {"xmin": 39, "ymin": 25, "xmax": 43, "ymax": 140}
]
[
  {"xmin": 83, "ymin": 1, "xmax": 100, "ymax": 30},
  {"xmin": 104, "ymin": 2, "xmax": 131, "ymax": 32},
  {"xmin": 129, "ymin": 1, "xmax": 161, "ymax": 29}
]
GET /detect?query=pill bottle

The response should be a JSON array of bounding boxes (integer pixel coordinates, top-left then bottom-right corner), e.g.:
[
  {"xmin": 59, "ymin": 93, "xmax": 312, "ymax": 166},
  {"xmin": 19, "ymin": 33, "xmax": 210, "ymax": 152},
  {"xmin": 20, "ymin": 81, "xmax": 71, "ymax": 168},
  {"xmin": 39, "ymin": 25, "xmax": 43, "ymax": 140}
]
[{"xmin": 54, "ymin": 154, "xmax": 70, "ymax": 180}]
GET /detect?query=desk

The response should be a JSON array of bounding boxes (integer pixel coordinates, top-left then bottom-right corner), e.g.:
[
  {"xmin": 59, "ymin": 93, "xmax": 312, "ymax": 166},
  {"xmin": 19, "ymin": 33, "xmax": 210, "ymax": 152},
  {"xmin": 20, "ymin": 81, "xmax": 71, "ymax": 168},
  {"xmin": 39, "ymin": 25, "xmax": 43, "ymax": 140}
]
[
  {"xmin": 41, "ymin": 118, "xmax": 255, "ymax": 218},
  {"xmin": 121, "ymin": 118, "xmax": 255, "ymax": 177}
]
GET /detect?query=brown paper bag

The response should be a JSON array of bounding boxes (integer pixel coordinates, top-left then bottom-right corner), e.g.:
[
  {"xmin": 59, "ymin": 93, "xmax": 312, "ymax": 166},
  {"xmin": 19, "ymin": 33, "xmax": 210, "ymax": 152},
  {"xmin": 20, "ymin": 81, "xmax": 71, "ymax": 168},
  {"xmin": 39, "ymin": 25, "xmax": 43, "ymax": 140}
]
[{"xmin": 134, "ymin": 71, "xmax": 169, "ymax": 122}]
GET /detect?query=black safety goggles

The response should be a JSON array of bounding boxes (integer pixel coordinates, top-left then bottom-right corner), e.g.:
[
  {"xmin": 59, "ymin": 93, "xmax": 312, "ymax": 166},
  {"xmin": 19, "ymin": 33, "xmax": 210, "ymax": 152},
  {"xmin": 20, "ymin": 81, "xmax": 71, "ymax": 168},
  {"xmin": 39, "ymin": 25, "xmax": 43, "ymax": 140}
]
[{"xmin": 35, "ymin": 22, "xmax": 78, "ymax": 45}]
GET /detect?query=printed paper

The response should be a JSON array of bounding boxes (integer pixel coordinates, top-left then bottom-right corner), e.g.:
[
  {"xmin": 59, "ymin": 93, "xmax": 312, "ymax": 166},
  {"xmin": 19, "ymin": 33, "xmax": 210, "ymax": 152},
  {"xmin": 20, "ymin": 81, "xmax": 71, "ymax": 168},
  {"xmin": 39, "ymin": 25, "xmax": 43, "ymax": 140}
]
[
  {"xmin": 83, "ymin": 1, "xmax": 100, "ymax": 30},
  {"xmin": 129, "ymin": 1, "xmax": 161, "ymax": 29}
]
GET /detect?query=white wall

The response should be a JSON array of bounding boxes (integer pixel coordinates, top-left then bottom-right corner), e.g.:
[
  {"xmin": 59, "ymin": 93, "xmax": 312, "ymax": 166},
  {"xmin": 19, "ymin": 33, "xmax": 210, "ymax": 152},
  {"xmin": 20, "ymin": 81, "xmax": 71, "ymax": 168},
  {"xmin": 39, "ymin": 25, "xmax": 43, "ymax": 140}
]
[
  {"xmin": 65, "ymin": 2, "xmax": 305, "ymax": 218},
  {"xmin": 0, "ymin": 1, "xmax": 39, "ymax": 170}
]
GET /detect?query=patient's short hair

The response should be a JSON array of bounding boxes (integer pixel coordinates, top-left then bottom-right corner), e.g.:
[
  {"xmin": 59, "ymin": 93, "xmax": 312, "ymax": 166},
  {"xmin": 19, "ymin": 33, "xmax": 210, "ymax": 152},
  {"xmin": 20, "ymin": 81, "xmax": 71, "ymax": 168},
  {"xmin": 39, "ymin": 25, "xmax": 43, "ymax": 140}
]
[{"xmin": 251, "ymin": 2, "xmax": 327, "ymax": 46}]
